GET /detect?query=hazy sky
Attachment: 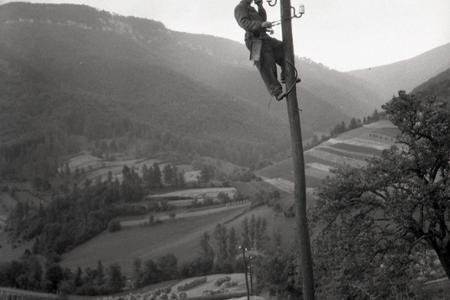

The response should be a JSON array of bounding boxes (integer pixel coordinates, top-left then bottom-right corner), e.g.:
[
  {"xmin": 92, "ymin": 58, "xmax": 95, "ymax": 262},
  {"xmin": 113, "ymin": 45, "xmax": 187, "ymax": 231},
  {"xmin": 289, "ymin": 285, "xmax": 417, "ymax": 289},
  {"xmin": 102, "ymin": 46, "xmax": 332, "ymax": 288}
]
[{"xmin": 2, "ymin": 0, "xmax": 449, "ymax": 71}]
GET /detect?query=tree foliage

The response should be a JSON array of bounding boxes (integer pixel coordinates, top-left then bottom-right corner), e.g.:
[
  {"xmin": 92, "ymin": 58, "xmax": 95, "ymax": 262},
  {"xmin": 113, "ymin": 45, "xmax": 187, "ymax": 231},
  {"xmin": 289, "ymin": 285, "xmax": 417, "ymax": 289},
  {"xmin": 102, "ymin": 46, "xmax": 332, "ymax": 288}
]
[{"xmin": 314, "ymin": 92, "xmax": 450, "ymax": 298}]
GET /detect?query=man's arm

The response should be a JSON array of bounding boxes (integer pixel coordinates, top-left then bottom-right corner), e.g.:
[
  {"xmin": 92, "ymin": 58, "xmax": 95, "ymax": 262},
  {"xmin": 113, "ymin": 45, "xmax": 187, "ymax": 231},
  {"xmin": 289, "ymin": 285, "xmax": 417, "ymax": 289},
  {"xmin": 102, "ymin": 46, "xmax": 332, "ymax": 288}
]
[
  {"xmin": 234, "ymin": 4, "xmax": 262, "ymax": 33},
  {"xmin": 255, "ymin": 1, "xmax": 267, "ymax": 21}
]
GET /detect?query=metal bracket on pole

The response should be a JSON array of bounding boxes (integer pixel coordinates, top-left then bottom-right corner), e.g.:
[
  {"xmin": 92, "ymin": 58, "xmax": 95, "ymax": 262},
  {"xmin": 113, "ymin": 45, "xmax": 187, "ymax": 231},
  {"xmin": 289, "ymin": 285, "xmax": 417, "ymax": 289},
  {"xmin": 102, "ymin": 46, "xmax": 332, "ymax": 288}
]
[
  {"xmin": 267, "ymin": 0, "xmax": 278, "ymax": 7},
  {"xmin": 291, "ymin": 5, "xmax": 305, "ymax": 18},
  {"xmin": 271, "ymin": 4, "xmax": 305, "ymax": 26}
]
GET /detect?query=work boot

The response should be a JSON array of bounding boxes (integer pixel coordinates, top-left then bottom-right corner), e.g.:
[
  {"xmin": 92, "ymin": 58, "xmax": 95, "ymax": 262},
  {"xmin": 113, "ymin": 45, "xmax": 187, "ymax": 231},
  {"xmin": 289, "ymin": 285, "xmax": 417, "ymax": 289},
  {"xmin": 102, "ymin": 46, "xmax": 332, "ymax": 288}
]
[
  {"xmin": 272, "ymin": 88, "xmax": 283, "ymax": 99},
  {"xmin": 276, "ymin": 92, "xmax": 287, "ymax": 101},
  {"xmin": 273, "ymin": 89, "xmax": 287, "ymax": 101}
]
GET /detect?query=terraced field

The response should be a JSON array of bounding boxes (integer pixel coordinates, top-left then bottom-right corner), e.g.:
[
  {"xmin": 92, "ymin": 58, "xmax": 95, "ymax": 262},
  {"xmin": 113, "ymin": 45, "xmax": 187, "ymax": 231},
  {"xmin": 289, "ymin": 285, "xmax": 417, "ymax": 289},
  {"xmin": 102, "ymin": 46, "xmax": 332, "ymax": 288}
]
[{"xmin": 257, "ymin": 120, "xmax": 400, "ymax": 190}]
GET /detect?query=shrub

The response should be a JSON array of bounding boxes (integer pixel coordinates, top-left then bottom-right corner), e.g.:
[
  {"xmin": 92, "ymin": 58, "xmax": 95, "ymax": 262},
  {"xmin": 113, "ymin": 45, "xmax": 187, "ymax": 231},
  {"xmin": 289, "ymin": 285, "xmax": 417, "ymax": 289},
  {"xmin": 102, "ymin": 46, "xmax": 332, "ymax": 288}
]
[
  {"xmin": 215, "ymin": 276, "xmax": 231, "ymax": 287},
  {"xmin": 224, "ymin": 281, "xmax": 238, "ymax": 288},
  {"xmin": 177, "ymin": 277, "xmax": 207, "ymax": 291},
  {"xmin": 108, "ymin": 221, "xmax": 122, "ymax": 232}
]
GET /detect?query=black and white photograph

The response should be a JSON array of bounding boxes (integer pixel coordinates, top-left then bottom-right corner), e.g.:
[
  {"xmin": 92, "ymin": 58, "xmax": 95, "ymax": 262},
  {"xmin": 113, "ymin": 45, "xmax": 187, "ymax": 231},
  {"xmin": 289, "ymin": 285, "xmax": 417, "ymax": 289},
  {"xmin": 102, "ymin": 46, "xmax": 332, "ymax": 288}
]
[{"xmin": 0, "ymin": 0, "xmax": 449, "ymax": 299}]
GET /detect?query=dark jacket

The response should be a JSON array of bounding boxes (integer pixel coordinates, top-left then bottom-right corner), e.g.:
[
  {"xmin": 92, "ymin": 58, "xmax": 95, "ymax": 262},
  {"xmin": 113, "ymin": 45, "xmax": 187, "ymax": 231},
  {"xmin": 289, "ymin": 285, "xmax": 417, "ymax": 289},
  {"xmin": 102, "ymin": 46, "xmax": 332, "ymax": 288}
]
[{"xmin": 234, "ymin": 0, "xmax": 269, "ymax": 41}]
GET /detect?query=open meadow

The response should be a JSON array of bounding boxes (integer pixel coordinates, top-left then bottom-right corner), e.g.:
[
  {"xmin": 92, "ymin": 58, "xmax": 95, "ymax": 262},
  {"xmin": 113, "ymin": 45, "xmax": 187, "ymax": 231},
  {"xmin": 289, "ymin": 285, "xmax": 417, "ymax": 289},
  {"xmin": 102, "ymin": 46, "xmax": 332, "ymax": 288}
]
[{"xmin": 61, "ymin": 206, "xmax": 249, "ymax": 275}]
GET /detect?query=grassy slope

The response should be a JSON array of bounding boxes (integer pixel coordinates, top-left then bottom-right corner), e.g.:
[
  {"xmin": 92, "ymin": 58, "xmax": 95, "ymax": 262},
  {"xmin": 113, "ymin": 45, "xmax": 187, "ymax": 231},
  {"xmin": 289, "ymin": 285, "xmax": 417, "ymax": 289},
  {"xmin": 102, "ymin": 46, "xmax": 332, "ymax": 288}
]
[
  {"xmin": 61, "ymin": 206, "xmax": 247, "ymax": 275},
  {"xmin": 61, "ymin": 180, "xmax": 296, "ymax": 276}
]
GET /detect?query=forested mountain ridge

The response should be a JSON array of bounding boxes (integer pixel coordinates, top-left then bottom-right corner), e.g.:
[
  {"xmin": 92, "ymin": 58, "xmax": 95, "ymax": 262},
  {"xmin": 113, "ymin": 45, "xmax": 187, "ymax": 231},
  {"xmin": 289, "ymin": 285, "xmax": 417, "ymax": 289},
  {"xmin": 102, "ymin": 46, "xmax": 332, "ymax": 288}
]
[
  {"xmin": 0, "ymin": 2, "xmax": 383, "ymax": 178},
  {"xmin": 350, "ymin": 42, "xmax": 450, "ymax": 102},
  {"xmin": 0, "ymin": 2, "xmax": 292, "ymax": 178}
]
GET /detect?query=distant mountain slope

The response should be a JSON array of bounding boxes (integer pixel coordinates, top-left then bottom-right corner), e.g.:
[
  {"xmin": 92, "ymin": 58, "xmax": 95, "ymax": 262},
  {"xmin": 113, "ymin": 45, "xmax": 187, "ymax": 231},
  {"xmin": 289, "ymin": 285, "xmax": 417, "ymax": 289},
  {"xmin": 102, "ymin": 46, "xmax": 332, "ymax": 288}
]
[
  {"xmin": 0, "ymin": 2, "xmax": 385, "ymax": 175},
  {"xmin": 349, "ymin": 43, "xmax": 450, "ymax": 102},
  {"xmin": 3, "ymin": 2, "xmax": 382, "ymax": 129},
  {"xmin": 413, "ymin": 67, "xmax": 450, "ymax": 99},
  {"xmin": 0, "ymin": 2, "xmax": 292, "ymax": 171},
  {"xmin": 168, "ymin": 32, "xmax": 382, "ymax": 128}
]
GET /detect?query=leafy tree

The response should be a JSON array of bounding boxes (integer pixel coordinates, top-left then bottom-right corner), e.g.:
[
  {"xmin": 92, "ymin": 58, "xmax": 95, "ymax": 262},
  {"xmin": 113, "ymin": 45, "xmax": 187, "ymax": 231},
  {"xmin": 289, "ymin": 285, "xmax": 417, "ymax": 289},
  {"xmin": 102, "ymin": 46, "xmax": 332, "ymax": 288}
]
[
  {"xmin": 120, "ymin": 166, "xmax": 143, "ymax": 202},
  {"xmin": 175, "ymin": 172, "xmax": 185, "ymax": 188},
  {"xmin": 106, "ymin": 264, "xmax": 125, "ymax": 293},
  {"xmin": 250, "ymin": 215, "xmax": 256, "ymax": 248},
  {"xmin": 141, "ymin": 259, "xmax": 161, "ymax": 286},
  {"xmin": 349, "ymin": 117, "xmax": 360, "ymax": 129},
  {"xmin": 95, "ymin": 260, "xmax": 105, "ymax": 286},
  {"xmin": 254, "ymin": 247, "xmax": 301, "ymax": 298},
  {"xmin": 228, "ymin": 227, "xmax": 239, "ymax": 261},
  {"xmin": 199, "ymin": 232, "xmax": 214, "ymax": 263},
  {"xmin": 330, "ymin": 121, "xmax": 347, "ymax": 137},
  {"xmin": 108, "ymin": 221, "xmax": 121, "ymax": 232},
  {"xmin": 157, "ymin": 254, "xmax": 178, "ymax": 281},
  {"xmin": 241, "ymin": 218, "xmax": 251, "ymax": 249},
  {"xmin": 213, "ymin": 224, "xmax": 228, "ymax": 268},
  {"xmin": 45, "ymin": 264, "xmax": 64, "ymax": 293},
  {"xmin": 74, "ymin": 267, "xmax": 83, "ymax": 288},
  {"xmin": 200, "ymin": 165, "xmax": 213, "ymax": 183},
  {"xmin": 315, "ymin": 92, "xmax": 450, "ymax": 297},
  {"xmin": 163, "ymin": 164, "xmax": 176, "ymax": 185},
  {"xmin": 153, "ymin": 163, "xmax": 163, "ymax": 188},
  {"xmin": 217, "ymin": 192, "xmax": 231, "ymax": 203},
  {"xmin": 145, "ymin": 163, "xmax": 163, "ymax": 189},
  {"xmin": 0, "ymin": 257, "xmax": 44, "ymax": 291},
  {"xmin": 133, "ymin": 258, "xmax": 143, "ymax": 287}
]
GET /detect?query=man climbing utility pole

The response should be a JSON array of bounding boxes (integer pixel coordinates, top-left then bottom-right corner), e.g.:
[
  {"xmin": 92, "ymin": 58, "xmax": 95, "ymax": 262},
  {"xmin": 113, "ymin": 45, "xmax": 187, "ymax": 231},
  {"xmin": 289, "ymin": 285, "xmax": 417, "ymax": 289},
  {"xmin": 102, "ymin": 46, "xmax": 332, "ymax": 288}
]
[
  {"xmin": 234, "ymin": 0, "xmax": 287, "ymax": 101},
  {"xmin": 234, "ymin": 0, "xmax": 315, "ymax": 298},
  {"xmin": 279, "ymin": 0, "xmax": 315, "ymax": 298}
]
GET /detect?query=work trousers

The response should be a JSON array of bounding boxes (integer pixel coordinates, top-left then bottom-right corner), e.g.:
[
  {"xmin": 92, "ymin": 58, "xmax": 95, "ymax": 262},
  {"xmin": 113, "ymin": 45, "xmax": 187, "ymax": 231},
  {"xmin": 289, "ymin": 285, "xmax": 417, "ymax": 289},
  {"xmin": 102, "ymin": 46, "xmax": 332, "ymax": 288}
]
[{"xmin": 246, "ymin": 37, "xmax": 285, "ymax": 96}]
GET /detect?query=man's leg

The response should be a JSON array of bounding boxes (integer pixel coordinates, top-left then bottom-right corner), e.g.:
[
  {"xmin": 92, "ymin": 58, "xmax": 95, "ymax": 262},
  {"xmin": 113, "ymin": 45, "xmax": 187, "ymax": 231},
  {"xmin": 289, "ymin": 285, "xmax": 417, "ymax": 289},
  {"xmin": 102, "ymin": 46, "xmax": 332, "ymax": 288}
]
[
  {"xmin": 271, "ymin": 38, "xmax": 300, "ymax": 84},
  {"xmin": 271, "ymin": 38, "xmax": 286, "ymax": 83},
  {"xmin": 256, "ymin": 41, "xmax": 282, "ymax": 97}
]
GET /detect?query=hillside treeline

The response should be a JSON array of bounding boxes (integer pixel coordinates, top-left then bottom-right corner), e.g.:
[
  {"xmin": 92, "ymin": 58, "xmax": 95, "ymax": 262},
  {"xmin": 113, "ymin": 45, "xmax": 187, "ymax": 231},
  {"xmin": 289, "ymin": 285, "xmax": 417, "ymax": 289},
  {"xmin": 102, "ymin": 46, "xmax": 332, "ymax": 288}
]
[
  {"xmin": 6, "ymin": 163, "xmax": 185, "ymax": 257},
  {"xmin": 0, "ymin": 255, "xmax": 126, "ymax": 295},
  {"xmin": 0, "ymin": 106, "xmax": 275, "ymax": 182},
  {"xmin": 0, "ymin": 214, "xmax": 282, "ymax": 297}
]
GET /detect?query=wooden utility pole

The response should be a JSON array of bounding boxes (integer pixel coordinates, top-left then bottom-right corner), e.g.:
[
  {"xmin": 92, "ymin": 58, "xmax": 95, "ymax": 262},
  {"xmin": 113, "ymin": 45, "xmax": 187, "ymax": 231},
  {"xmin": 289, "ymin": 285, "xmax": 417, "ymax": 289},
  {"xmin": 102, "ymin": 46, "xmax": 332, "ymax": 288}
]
[
  {"xmin": 279, "ymin": 0, "xmax": 315, "ymax": 299},
  {"xmin": 241, "ymin": 246, "xmax": 250, "ymax": 300}
]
